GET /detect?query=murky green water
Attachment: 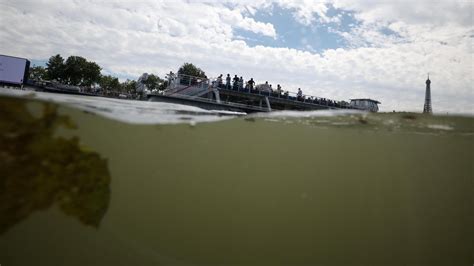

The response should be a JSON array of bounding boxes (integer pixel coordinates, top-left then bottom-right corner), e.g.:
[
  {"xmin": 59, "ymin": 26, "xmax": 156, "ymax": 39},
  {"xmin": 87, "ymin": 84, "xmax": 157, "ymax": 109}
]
[{"xmin": 0, "ymin": 95, "xmax": 473, "ymax": 265}]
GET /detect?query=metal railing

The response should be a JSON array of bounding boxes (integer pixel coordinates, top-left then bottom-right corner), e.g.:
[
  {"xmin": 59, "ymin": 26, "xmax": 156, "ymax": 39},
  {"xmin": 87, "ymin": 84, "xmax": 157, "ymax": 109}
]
[
  {"xmin": 164, "ymin": 73, "xmax": 352, "ymax": 110},
  {"xmin": 164, "ymin": 74, "xmax": 211, "ymax": 96},
  {"xmin": 209, "ymin": 79, "xmax": 351, "ymax": 109}
]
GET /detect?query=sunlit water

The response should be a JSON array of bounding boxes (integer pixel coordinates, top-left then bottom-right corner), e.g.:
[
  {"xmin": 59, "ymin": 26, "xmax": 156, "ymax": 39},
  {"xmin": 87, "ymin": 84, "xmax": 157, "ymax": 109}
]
[{"xmin": 0, "ymin": 88, "xmax": 473, "ymax": 265}]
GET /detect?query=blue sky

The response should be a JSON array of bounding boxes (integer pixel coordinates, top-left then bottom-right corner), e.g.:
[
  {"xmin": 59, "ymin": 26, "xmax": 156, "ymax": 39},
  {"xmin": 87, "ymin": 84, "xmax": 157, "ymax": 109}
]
[
  {"xmin": 235, "ymin": 4, "xmax": 357, "ymax": 53},
  {"xmin": 30, "ymin": 59, "xmax": 47, "ymax": 67}
]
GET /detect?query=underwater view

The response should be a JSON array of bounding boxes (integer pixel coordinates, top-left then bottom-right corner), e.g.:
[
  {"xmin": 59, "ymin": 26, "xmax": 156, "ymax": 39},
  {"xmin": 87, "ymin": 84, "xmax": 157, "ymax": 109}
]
[{"xmin": 0, "ymin": 89, "xmax": 473, "ymax": 265}]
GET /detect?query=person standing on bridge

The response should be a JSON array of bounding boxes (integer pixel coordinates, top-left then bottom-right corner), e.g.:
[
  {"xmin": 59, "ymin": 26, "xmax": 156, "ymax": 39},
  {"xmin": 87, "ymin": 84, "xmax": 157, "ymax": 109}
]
[
  {"xmin": 277, "ymin": 84, "xmax": 282, "ymax": 96},
  {"xmin": 233, "ymin": 75, "xmax": 239, "ymax": 90},
  {"xmin": 217, "ymin": 74, "xmax": 223, "ymax": 88},
  {"xmin": 297, "ymin": 88, "xmax": 303, "ymax": 101},
  {"xmin": 166, "ymin": 71, "xmax": 175, "ymax": 87},
  {"xmin": 247, "ymin": 78, "xmax": 255, "ymax": 91},
  {"xmin": 226, "ymin": 74, "xmax": 231, "ymax": 89}
]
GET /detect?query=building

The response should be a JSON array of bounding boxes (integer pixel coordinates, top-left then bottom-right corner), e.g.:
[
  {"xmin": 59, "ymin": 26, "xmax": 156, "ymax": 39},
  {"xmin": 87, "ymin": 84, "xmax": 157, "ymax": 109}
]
[
  {"xmin": 0, "ymin": 54, "xmax": 30, "ymax": 87},
  {"xmin": 349, "ymin": 99, "xmax": 380, "ymax": 112}
]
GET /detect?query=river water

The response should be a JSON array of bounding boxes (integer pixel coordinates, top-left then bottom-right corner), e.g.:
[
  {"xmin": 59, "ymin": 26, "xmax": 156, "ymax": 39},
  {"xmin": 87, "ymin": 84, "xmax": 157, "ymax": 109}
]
[{"xmin": 0, "ymin": 88, "xmax": 473, "ymax": 265}]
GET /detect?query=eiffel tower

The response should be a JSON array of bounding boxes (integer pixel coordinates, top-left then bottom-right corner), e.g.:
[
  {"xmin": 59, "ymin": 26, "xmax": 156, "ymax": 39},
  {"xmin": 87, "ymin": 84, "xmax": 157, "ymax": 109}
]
[{"xmin": 423, "ymin": 74, "xmax": 432, "ymax": 114}]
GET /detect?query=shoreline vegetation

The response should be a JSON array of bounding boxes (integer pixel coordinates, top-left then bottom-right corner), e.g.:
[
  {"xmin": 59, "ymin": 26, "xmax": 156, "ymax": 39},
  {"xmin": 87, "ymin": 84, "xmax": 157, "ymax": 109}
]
[{"xmin": 28, "ymin": 54, "xmax": 207, "ymax": 99}]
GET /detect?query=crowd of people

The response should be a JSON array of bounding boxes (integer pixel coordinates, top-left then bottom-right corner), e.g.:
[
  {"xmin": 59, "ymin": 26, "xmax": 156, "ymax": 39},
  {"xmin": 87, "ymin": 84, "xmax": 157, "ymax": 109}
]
[
  {"xmin": 214, "ymin": 74, "xmax": 253, "ymax": 91},
  {"xmin": 212, "ymin": 73, "xmax": 344, "ymax": 107},
  {"xmin": 168, "ymin": 72, "xmax": 345, "ymax": 107},
  {"xmin": 214, "ymin": 74, "xmax": 285, "ymax": 95}
]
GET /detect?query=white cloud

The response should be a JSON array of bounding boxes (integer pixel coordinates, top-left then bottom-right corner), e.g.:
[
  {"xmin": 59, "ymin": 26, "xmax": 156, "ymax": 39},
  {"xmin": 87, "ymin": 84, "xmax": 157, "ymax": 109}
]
[
  {"xmin": 0, "ymin": 0, "xmax": 472, "ymax": 114},
  {"xmin": 277, "ymin": 0, "xmax": 340, "ymax": 25},
  {"xmin": 333, "ymin": 0, "xmax": 473, "ymax": 27},
  {"xmin": 219, "ymin": 8, "xmax": 276, "ymax": 38}
]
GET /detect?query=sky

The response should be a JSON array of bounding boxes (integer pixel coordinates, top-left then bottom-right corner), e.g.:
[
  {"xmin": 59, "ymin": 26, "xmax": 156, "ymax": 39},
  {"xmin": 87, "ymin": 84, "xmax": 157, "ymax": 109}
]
[{"xmin": 1, "ymin": 0, "xmax": 473, "ymax": 114}]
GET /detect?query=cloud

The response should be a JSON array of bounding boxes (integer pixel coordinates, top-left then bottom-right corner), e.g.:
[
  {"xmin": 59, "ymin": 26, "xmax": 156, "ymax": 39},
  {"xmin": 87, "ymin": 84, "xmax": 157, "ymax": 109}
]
[
  {"xmin": 277, "ymin": 0, "xmax": 340, "ymax": 25},
  {"xmin": 333, "ymin": 0, "xmax": 473, "ymax": 27},
  {"xmin": 219, "ymin": 8, "xmax": 277, "ymax": 38},
  {"xmin": 0, "ymin": 0, "xmax": 472, "ymax": 114}
]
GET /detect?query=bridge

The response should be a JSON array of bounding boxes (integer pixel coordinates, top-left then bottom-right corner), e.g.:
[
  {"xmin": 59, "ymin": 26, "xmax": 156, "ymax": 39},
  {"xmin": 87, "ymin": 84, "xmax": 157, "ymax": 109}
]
[{"xmin": 148, "ymin": 74, "xmax": 373, "ymax": 113}]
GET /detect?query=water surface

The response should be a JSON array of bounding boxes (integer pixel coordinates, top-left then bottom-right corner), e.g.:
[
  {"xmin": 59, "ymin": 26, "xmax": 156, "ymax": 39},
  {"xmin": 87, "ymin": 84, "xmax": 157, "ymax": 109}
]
[{"xmin": 0, "ymin": 89, "xmax": 473, "ymax": 265}]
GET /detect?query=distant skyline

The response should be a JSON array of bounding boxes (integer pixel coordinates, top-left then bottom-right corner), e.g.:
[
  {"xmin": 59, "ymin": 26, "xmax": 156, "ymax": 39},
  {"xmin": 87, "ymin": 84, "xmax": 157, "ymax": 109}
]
[{"xmin": 1, "ymin": 0, "xmax": 472, "ymax": 113}]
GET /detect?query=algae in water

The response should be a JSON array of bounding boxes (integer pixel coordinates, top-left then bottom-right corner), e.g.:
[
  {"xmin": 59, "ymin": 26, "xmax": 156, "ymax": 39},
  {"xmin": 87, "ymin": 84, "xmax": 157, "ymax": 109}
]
[{"xmin": 0, "ymin": 97, "xmax": 111, "ymax": 234}]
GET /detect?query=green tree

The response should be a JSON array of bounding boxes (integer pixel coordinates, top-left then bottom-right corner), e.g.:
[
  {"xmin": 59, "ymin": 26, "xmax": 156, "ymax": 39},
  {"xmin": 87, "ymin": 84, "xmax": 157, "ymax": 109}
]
[
  {"xmin": 178, "ymin": 63, "xmax": 207, "ymax": 79},
  {"xmin": 63, "ymin": 56, "xmax": 87, "ymax": 85},
  {"xmin": 142, "ymin": 74, "xmax": 163, "ymax": 91},
  {"xmin": 63, "ymin": 56, "xmax": 101, "ymax": 86},
  {"xmin": 83, "ymin": 61, "xmax": 101, "ymax": 87},
  {"xmin": 99, "ymin": 75, "xmax": 120, "ymax": 91},
  {"xmin": 159, "ymin": 81, "xmax": 168, "ymax": 91},
  {"xmin": 29, "ymin": 66, "xmax": 47, "ymax": 81},
  {"xmin": 46, "ymin": 54, "xmax": 65, "ymax": 81},
  {"xmin": 121, "ymin": 79, "xmax": 137, "ymax": 93}
]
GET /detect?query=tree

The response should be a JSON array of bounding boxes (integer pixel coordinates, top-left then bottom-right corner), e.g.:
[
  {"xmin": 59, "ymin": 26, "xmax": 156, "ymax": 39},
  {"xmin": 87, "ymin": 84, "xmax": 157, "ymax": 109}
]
[
  {"xmin": 142, "ymin": 74, "xmax": 163, "ymax": 92},
  {"xmin": 158, "ymin": 81, "xmax": 168, "ymax": 91},
  {"xmin": 121, "ymin": 79, "xmax": 137, "ymax": 94},
  {"xmin": 83, "ymin": 61, "xmax": 101, "ymax": 87},
  {"xmin": 178, "ymin": 63, "xmax": 207, "ymax": 79},
  {"xmin": 29, "ymin": 66, "xmax": 47, "ymax": 81},
  {"xmin": 99, "ymin": 75, "xmax": 120, "ymax": 91},
  {"xmin": 63, "ymin": 56, "xmax": 101, "ymax": 86},
  {"xmin": 63, "ymin": 56, "xmax": 87, "ymax": 85},
  {"xmin": 46, "ymin": 54, "xmax": 65, "ymax": 81}
]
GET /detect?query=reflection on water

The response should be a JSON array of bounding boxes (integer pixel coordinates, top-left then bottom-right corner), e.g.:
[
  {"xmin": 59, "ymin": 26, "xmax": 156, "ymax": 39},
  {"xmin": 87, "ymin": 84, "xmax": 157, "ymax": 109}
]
[{"xmin": 0, "ymin": 97, "xmax": 111, "ymax": 234}]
